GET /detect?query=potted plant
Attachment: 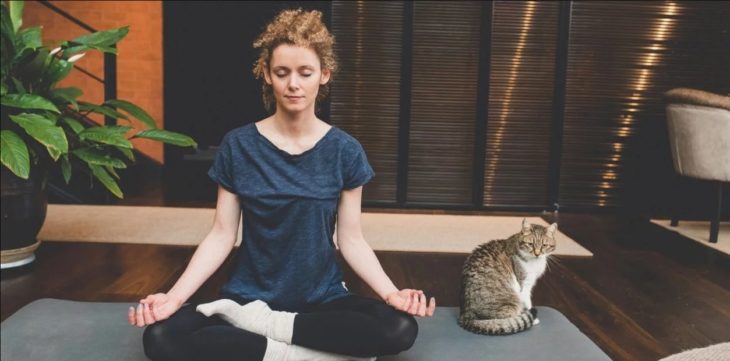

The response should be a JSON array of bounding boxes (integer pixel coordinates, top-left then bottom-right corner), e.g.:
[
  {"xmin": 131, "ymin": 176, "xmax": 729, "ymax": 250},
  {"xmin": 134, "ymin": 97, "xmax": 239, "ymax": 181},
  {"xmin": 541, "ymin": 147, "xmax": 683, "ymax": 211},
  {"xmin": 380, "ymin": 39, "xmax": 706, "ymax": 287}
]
[{"xmin": 1, "ymin": 1, "xmax": 197, "ymax": 268}]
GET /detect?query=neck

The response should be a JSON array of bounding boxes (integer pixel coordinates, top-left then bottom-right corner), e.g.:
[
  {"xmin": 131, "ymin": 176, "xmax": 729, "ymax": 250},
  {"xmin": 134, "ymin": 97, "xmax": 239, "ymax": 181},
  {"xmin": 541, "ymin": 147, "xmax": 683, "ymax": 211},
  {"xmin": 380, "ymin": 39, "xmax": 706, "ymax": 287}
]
[{"xmin": 271, "ymin": 107, "xmax": 319, "ymax": 137}]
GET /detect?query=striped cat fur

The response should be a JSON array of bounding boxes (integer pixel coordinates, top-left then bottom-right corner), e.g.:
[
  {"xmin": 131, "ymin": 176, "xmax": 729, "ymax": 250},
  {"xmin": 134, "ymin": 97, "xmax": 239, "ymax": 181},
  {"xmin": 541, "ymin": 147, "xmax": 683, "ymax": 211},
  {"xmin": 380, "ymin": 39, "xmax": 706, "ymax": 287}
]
[{"xmin": 458, "ymin": 219, "xmax": 557, "ymax": 335}]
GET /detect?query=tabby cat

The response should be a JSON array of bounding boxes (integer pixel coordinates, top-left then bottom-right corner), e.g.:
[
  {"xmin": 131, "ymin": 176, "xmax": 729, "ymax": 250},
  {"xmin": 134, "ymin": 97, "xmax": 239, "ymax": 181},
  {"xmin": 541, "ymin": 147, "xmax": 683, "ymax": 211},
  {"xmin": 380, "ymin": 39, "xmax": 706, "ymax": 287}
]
[{"xmin": 458, "ymin": 218, "xmax": 557, "ymax": 335}]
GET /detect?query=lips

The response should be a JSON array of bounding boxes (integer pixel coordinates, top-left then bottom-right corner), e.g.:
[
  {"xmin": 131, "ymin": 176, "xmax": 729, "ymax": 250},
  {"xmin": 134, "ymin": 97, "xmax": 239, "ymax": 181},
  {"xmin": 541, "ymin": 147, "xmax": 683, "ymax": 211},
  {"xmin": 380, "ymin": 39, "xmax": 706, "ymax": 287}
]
[{"xmin": 285, "ymin": 96, "xmax": 303, "ymax": 100}]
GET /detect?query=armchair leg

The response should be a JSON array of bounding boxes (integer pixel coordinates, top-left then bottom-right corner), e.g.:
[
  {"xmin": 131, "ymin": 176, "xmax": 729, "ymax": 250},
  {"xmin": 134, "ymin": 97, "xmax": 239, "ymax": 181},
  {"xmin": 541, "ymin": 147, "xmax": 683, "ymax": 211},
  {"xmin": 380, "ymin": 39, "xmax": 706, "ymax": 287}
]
[
  {"xmin": 709, "ymin": 181, "xmax": 722, "ymax": 244},
  {"xmin": 671, "ymin": 175, "xmax": 682, "ymax": 227}
]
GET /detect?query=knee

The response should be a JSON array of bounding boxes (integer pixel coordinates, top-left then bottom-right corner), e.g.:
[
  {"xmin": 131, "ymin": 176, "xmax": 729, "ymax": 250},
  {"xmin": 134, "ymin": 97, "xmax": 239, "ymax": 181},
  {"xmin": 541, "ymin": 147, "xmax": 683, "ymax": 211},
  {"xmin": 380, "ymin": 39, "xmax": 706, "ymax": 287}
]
[
  {"xmin": 378, "ymin": 313, "xmax": 419, "ymax": 355},
  {"xmin": 143, "ymin": 323, "xmax": 179, "ymax": 361}
]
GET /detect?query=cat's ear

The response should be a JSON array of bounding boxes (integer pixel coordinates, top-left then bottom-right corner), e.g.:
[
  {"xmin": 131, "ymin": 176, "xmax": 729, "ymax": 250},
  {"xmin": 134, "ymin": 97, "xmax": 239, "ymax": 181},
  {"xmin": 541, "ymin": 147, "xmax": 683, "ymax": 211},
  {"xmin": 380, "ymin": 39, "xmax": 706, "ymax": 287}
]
[
  {"xmin": 547, "ymin": 222, "xmax": 558, "ymax": 235},
  {"xmin": 522, "ymin": 218, "xmax": 531, "ymax": 234}
]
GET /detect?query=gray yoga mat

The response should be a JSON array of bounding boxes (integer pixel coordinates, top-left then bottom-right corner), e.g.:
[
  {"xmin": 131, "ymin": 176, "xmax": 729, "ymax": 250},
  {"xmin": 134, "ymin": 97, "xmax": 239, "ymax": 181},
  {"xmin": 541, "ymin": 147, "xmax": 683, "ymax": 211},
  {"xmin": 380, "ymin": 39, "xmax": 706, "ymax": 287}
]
[
  {"xmin": 382, "ymin": 306, "xmax": 611, "ymax": 361},
  {"xmin": 1, "ymin": 299, "xmax": 610, "ymax": 361}
]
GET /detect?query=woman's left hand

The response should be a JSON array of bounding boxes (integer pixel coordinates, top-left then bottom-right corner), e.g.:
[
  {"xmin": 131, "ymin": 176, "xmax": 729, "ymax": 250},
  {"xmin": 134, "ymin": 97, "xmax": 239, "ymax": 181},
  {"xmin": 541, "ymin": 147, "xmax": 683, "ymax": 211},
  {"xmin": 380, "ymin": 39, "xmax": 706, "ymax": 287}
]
[{"xmin": 385, "ymin": 289, "xmax": 436, "ymax": 317}]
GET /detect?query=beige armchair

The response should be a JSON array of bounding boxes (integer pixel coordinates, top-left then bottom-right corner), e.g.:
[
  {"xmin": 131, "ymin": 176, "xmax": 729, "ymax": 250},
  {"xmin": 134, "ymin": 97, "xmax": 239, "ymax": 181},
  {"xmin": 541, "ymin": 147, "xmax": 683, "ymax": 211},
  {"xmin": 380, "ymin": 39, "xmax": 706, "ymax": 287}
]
[{"xmin": 664, "ymin": 88, "xmax": 730, "ymax": 243}]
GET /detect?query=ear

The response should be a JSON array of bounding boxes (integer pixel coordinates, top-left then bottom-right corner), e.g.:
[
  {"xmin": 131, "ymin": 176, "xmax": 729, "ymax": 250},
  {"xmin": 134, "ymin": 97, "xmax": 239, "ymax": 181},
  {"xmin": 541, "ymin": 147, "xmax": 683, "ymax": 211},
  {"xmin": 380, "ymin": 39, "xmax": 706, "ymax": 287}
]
[
  {"xmin": 320, "ymin": 68, "xmax": 331, "ymax": 85},
  {"xmin": 264, "ymin": 66, "xmax": 273, "ymax": 85},
  {"xmin": 522, "ymin": 218, "xmax": 531, "ymax": 235},
  {"xmin": 547, "ymin": 222, "xmax": 558, "ymax": 235}
]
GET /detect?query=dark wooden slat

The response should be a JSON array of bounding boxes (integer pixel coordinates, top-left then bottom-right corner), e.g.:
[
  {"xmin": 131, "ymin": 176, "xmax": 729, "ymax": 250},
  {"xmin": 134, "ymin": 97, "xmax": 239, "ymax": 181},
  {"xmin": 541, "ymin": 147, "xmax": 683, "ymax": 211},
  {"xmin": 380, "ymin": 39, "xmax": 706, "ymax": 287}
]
[
  {"xmin": 407, "ymin": 1, "xmax": 482, "ymax": 205},
  {"xmin": 484, "ymin": 1, "xmax": 559, "ymax": 209},
  {"xmin": 330, "ymin": 1, "xmax": 404, "ymax": 203}
]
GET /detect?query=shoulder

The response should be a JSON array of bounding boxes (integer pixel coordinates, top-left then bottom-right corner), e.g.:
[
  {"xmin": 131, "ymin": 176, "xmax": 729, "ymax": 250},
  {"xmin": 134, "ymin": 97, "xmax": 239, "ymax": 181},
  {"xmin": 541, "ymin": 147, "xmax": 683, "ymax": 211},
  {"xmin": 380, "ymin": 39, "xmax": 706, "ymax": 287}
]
[
  {"xmin": 329, "ymin": 126, "xmax": 366, "ymax": 156},
  {"xmin": 220, "ymin": 122, "xmax": 257, "ymax": 147}
]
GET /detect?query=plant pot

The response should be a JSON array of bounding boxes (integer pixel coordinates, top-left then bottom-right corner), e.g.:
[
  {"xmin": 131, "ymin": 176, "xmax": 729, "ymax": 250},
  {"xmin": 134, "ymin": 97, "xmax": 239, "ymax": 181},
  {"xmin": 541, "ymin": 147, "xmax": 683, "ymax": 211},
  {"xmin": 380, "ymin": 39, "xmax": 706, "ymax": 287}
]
[{"xmin": 1, "ymin": 164, "xmax": 48, "ymax": 269}]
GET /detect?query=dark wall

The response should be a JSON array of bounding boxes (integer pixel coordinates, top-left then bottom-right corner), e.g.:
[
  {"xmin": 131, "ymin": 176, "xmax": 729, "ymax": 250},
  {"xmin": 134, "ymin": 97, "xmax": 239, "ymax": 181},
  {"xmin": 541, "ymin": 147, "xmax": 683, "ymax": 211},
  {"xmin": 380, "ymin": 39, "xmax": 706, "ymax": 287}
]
[{"xmin": 162, "ymin": 1, "xmax": 329, "ymax": 201}]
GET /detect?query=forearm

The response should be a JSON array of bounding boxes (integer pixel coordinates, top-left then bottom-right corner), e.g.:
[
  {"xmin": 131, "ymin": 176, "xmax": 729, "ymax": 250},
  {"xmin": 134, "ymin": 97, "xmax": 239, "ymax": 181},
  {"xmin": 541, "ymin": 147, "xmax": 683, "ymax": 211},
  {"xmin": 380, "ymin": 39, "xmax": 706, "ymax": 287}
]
[
  {"xmin": 167, "ymin": 230, "xmax": 235, "ymax": 304},
  {"xmin": 340, "ymin": 237, "xmax": 399, "ymax": 300}
]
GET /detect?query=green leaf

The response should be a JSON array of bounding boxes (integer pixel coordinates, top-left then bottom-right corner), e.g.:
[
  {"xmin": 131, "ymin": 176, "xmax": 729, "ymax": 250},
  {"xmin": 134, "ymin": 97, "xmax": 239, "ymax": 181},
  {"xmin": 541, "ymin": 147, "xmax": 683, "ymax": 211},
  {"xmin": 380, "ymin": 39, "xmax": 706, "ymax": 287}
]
[
  {"xmin": 51, "ymin": 87, "xmax": 82, "ymax": 111},
  {"xmin": 10, "ymin": 77, "xmax": 25, "ymax": 93},
  {"xmin": 88, "ymin": 163, "xmax": 123, "ymax": 199},
  {"xmin": 78, "ymin": 126, "xmax": 133, "ymax": 148},
  {"xmin": 64, "ymin": 44, "xmax": 116, "ymax": 56},
  {"xmin": 46, "ymin": 143, "xmax": 62, "ymax": 160},
  {"xmin": 100, "ymin": 125, "xmax": 132, "ymax": 134},
  {"xmin": 104, "ymin": 99, "xmax": 157, "ymax": 129},
  {"xmin": 1, "ymin": 4, "xmax": 17, "ymax": 65},
  {"xmin": 43, "ymin": 58, "xmax": 73, "ymax": 86},
  {"xmin": 9, "ymin": 113, "xmax": 68, "ymax": 160},
  {"xmin": 91, "ymin": 45, "xmax": 117, "ymax": 54},
  {"xmin": 117, "ymin": 146, "xmax": 135, "ymax": 162},
  {"xmin": 133, "ymin": 129, "xmax": 197, "ymax": 148},
  {"xmin": 1, "ymin": 93, "xmax": 60, "ymax": 113},
  {"xmin": 60, "ymin": 116, "xmax": 85, "ymax": 134},
  {"xmin": 105, "ymin": 165, "xmax": 120, "ymax": 179},
  {"xmin": 1, "ymin": 82, "xmax": 7, "ymax": 96},
  {"xmin": 12, "ymin": 45, "xmax": 36, "ymax": 64},
  {"xmin": 1, "ymin": 129, "xmax": 30, "ymax": 179},
  {"xmin": 61, "ymin": 45, "xmax": 87, "ymax": 57},
  {"xmin": 78, "ymin": 101, "xmax": 129, "ymax": 120},
  {"xmin": 8, "ymin": 0, "xmax": 23, "ymax": 33},
  {"xmin": 61, "ymin": 154, "xmax": 72, "ymax": 184},
  {"xmin": 9, "ymin": 112, "xmax": 54, "ymax": 126},
  {"xmin": 17, "ymin": 26, "xmax": 42, "ymax": 49},
  {"xmin": 72, "ymin": 147, "xmax": 127, "ymax": 168},
  {"xmin": 53, "ymin": 87, "xmax": 82, "ymax": 100},
  {"xmin": 70, "ymin": 26, "xmax": 129, "ymax": 48}
]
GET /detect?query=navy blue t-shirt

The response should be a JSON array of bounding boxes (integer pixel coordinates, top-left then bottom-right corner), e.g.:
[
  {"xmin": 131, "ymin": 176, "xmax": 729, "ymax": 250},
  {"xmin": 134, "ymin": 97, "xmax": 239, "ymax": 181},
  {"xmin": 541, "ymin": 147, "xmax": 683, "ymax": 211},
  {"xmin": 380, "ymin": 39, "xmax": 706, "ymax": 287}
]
[{"xmin": 208, "ymin": 122, "xmax": 375, "ymax": 311}]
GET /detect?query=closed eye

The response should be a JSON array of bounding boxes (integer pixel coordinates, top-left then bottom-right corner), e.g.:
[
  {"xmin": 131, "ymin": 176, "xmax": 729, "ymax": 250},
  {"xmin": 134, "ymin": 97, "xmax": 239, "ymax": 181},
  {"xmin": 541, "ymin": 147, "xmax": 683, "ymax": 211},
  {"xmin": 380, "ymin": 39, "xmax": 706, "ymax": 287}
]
[{"xmin": 276, "ymin": 72, "xmax": 312, "ymax": 78}]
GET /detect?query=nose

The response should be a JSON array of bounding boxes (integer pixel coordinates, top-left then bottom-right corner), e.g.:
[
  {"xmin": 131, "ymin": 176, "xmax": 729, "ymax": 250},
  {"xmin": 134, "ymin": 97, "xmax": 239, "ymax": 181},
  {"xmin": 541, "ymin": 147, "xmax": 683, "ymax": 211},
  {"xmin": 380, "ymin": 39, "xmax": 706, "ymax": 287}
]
[
  {"xmin": 533, "ymin": 250, "xmax": 540, "ymax": 256},
  {"xmin": 287, "ymin": 74, "xmax": 301, "ymax": 90}
]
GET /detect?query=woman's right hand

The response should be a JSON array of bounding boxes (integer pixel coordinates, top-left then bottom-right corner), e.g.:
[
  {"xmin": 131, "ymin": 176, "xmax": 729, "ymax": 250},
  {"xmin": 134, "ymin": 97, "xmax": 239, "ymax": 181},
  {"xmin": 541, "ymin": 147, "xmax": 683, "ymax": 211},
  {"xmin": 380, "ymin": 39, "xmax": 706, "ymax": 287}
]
[{"xmin": 128, "ymin": 293, "xmax": 183, "ymax": 327}]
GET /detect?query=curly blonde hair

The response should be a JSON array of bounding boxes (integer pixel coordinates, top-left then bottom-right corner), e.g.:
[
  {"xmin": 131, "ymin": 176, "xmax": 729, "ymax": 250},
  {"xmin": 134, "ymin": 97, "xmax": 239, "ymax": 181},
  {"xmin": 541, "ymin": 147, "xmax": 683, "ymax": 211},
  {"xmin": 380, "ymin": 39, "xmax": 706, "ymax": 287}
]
[{"xmin": 253, "ymin": 8, "xmax": 338, "ymax": 112}]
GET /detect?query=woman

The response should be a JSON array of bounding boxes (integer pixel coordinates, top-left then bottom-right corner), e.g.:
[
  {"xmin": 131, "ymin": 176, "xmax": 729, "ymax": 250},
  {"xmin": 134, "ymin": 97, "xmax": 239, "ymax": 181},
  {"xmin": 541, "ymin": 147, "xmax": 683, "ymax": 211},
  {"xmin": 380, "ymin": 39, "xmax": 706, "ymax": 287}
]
[{"xmin": 129, "ymin": 8, "xmax": 436, "ymax": 361}]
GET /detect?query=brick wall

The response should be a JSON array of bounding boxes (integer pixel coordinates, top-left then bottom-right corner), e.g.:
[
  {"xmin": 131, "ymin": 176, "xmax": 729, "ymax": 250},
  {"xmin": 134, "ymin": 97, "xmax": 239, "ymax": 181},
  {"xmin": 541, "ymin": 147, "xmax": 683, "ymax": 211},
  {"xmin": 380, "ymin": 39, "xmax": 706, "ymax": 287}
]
[{"xmin": 22, "ymin": 1, "xmax": 165, "ymax": 164}]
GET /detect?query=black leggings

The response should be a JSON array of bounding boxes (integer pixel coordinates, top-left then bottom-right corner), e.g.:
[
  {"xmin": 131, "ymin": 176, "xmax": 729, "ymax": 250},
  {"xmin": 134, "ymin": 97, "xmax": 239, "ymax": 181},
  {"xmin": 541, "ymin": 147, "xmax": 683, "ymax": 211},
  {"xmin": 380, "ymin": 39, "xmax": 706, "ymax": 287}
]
[{"xmin": 142, "ymin": 294, "xmax": 418, "ymax": 361}]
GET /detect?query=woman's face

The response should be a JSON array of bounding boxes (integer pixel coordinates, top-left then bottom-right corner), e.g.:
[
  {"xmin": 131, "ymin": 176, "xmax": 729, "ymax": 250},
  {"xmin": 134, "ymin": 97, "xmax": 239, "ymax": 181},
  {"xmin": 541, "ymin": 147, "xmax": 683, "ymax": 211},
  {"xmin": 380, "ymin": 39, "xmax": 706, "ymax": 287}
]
[{"xmin": 265, "ymin": 44, "xmax": 330, "ymax": 115}]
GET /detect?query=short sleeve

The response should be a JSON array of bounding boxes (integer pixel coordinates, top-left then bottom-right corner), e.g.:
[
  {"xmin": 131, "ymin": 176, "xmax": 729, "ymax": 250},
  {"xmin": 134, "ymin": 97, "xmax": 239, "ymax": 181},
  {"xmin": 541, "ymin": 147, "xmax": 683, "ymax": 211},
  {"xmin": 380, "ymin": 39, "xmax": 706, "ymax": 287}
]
[
  {"xmin": 343, "ymin": 142, "xmax": 375, "ymax": 190},
  {"xmin": 208, "ymin": 132, "xmax": 236, "ymax": 192}
]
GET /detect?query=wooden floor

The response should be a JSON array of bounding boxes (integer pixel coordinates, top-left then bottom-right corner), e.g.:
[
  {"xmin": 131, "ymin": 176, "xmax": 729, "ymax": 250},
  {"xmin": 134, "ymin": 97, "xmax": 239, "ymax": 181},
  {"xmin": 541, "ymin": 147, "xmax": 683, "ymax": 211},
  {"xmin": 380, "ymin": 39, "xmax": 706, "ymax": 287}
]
[{"xmin": 2, "ymin": 212, "xmax": 729, "ymax": 361}]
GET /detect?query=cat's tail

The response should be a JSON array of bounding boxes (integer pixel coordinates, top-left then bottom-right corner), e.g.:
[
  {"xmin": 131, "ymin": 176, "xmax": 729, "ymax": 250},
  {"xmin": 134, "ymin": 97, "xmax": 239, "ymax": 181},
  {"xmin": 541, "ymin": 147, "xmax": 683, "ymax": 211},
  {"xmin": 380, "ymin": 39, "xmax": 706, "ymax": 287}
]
[{"xmin": 458, "ymin": 308, "xmax": 537, "ymax": 335}]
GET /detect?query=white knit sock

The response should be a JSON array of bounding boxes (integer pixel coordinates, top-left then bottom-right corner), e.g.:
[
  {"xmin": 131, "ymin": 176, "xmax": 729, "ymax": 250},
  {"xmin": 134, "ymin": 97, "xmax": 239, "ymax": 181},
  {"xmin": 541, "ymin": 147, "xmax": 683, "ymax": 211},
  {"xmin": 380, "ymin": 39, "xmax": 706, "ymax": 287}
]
[
  {"xmin": 196, "ymin": 299, "xmax": 296, "ymax": 343},
  {"xmin": 262, "ymin": 338, "xmax": 376, "ymax": 361}
]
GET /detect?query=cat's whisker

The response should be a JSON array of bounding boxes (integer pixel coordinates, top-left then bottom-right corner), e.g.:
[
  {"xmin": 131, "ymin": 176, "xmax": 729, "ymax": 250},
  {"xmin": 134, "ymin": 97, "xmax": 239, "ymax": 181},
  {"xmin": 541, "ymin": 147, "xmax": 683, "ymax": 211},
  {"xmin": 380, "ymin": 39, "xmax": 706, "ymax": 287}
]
[
  {"xmin": 546, "ymin": 255, "xmax": 562, "ymax": 272},
  {"xmin": 550, "ymin": 254, "xmax": 563, "ymax": 264}
]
